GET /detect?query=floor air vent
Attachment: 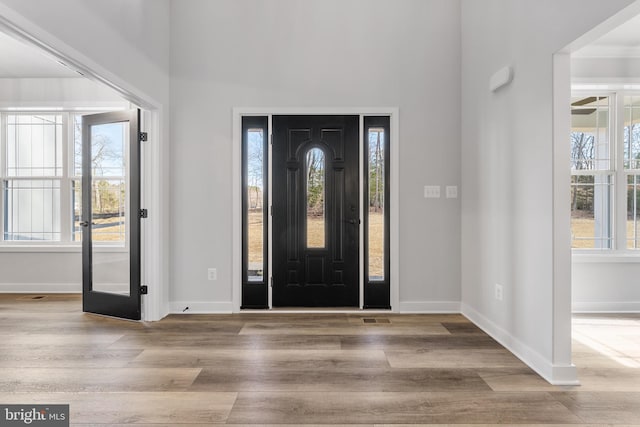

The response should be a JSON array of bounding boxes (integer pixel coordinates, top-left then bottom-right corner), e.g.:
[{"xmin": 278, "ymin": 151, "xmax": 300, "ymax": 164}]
[
  {"xmin": 17, "ymin": 295, "xmax": 47, "ymax": 301},
  {"xmin": 363, "ymin": 318, "xmax": 390, "ymax": 324}
]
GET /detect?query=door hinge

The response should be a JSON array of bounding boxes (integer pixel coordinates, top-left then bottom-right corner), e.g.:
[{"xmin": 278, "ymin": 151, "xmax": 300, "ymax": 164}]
[
  {"xmin": 270, "ymin": 134, "xmax": 273, "ymax": 145},
  {"xmin": 270, "ymin": 206, "xmax": 273, "ymax": 216},
  {"xmin": 139, "ymin": 132, "xmax": 148, "ymax": 142},
  {"xmin": 140, "ymin": 285, "xmax": 148, "ymax": 295},
  {"xmin": 270, "ymin": 277, "xmax": 273, "ymax": 288},
  {"xmin": 139, "ymin": 208, "xmax": 148, "ymax": 218}
]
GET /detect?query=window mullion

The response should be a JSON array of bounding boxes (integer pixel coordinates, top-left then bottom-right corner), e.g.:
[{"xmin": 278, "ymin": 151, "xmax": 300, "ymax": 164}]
[
  {"xmin": 615, "ymin": 93, "xmax": 627, "ymax": 250},
  {"xmin": 60, "ymin": 112, "xmax": 72, "ymax": 242}
]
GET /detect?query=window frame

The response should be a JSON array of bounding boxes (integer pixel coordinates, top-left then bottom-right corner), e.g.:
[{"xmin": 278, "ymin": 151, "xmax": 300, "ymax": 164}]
[
  {"xmin": 571, "ymin": 90, "xmax": 640, "ymax": 254},
  {"xmin": 0, "ymin": 110, "xmax": 128, "ymax": 250}
]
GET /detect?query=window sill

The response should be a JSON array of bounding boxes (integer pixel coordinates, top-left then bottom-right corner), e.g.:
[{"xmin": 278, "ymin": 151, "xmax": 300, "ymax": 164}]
[
  {"xmin": 572, "ymin": 252, "xmax": 640, "ymax": 263},
  {"xmin": 0, "ymin": 245, "xmax": 127, "ymax": 253}
]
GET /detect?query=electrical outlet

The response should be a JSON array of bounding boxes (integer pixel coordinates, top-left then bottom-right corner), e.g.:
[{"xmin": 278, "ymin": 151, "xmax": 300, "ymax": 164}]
[
  {"xmin": 207, "ymin": 268, "xmax": 217, "ymax": 281},
  {"xmin": 495, "ymin": 283, "xmax": 503, "ymax": 301},
  {"xmin": 446, "ymin": 185, "xmax": 458, "ymax": 199},
  {"xmin": 424, "ymin": 185, "xmax": 441, "ymax": 198}
]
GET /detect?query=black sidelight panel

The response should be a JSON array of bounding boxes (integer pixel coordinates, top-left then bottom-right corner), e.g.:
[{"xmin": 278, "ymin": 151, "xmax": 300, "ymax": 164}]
[
  {"xmin": 241, "ymin": 116, "xmax": 269, "ymax": 308},
  {"xmin": 363, "ymin": 116, "xmax": 391, "ymax": 309}
]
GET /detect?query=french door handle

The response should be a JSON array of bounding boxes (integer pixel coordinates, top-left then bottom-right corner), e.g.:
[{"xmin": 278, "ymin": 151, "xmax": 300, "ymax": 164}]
[
  {"xmin": 79, "ymin": 221, "xmax": 90, "ymax": 227},
  {"xmin": 347, "ymin": 219, "xmax": 360, "ymax": 225}
]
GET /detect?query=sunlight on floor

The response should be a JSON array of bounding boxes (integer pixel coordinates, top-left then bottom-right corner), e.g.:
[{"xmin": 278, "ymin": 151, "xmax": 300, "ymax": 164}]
[{"xmin": 573, "ymin": 315, "xmax": 640, "ymax": 369}]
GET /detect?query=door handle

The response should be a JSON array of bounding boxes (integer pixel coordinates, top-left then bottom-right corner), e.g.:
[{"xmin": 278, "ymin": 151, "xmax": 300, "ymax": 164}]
[
  {"xmin": 347, "ymin": 219, "xmax": 360, "ymax": 225},
  {"xmin": 79, "ymin": 221, "xmax": 90, "ymax": 227}
]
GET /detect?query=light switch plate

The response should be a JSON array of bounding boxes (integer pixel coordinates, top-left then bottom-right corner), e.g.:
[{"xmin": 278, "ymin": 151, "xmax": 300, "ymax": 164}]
[
  {"xmin": 424, "ymin": 185, "xmax": 441, "ymax": 198},
  {"xmin": 446, "ymin": 186, "xmax": 458, "ymax": 199}
]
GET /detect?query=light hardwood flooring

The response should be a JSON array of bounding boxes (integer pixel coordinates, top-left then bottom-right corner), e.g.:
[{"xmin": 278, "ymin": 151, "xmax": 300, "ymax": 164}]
[{"xmin": 0, "ymin": 294, "xmax": 639, "ymax": 426}]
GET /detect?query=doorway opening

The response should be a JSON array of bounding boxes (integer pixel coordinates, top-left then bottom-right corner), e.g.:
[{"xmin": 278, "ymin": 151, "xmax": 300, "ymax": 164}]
[{"xmin": 0, "ymin": 16, "xmax": 164, "ymax": 321}]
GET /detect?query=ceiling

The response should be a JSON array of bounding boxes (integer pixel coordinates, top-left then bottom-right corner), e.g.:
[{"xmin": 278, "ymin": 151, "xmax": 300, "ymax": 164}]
[
  {"xmin": 0, "ymin": 31, "xmax": 78, "ymax": 78},
  {"xmin": 574, "ymin": 14, "xmax": 640, "ymax": 58}
]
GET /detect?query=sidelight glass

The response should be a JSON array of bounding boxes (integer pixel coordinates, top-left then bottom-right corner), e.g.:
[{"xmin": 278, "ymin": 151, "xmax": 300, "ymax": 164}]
[
  {"xmin": 306, "ymin": 148, "xmax": 325, "ymax": 248},
  {"xmin": 246, "ymin": 129, "xmax": 265, "ymax": 281},
  {"xmin": 368, "ymin": 128, "xmax": 385, "ymax": 280}
]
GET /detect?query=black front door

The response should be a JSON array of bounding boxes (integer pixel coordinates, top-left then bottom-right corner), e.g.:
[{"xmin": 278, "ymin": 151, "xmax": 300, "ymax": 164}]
[
  {"xmin": 272, "ymin": 115, "xmax": 359, "ymax": 307},
  {"xmin": 81, "ymin": 109, "xmax": 142, "ymax": 320}
]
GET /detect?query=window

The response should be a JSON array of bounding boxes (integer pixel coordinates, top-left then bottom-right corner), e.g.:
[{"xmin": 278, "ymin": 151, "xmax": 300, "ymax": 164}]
[
  {"xmin": 570, "ymin": 93, "xmax": 640, "ymax": 251},
  {"xmin": 3, "ymin": 114, "xmax": 63, "ymax": 241},
  {"xmin": 0, "ymin": 111, "xmax": 125, "ymax": 246},
  {"xmin": 624, "ymin": 95, "xmax": 640, "ymax": 249}
]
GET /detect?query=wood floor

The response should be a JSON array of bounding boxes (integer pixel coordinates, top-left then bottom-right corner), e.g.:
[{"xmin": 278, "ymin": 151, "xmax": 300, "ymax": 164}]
[{"xmin": 1, "ymin": 294, "xmax": 639, "ymax": 426}]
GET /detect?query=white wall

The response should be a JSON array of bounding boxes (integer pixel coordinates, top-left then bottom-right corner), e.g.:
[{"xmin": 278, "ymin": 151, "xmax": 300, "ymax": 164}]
[
  {"xmin": 0, "ymin": 0, "xmax": 170, "ymax": 103},
  {"xmin": 0, "ymin": 0, "xmax": 171, "ymax": 317},
  {"xmin": 170, "ymin": 0, "xmax": 462, "ymax": 311},
  {"xmin": 0, "ymin": 77, "xmax": 126, "ymax": 107},
  {"xmin": 573, "ymin": 257, "xmax": 640, "ymax": 312},
  {"xmin": 460, "ymin": 0, "xmax": 635, "ymax": 384},
  {"xmin": 572, "ymin": 57, "xmax": 640, "ymax": 81}
]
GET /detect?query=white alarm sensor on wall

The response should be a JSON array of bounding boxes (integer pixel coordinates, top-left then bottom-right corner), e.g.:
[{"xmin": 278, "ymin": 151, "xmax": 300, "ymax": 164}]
[{"xmin": 489, "ymin": 66, "xmax": 514, "ymax": 92}]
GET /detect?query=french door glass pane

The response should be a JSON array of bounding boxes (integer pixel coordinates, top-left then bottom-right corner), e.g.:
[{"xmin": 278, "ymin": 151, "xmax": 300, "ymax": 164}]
[
  {"xmin": 368, "ymin": 129, "xmax": 385, "ymax": 280},
  {"xmin": 91, "ymin": 179, "xmax": 126, "ymax": 243},
  {"xmin": 247, "ymin": 129, "xmax": 264, "ymax": 281},
  {"xmin": 90, "ymin": 122, "xmax": 129, "ymax": 296},
  {"xmin": 306, "ymin": 148, "xmax": 325, "ymax": 248}
]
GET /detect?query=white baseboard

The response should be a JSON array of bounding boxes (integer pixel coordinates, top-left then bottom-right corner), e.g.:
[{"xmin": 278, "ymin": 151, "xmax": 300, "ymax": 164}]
[
  {"xmin": 169, "ymin": 301, "xmax": 234, "ymax": 314},
  {"xmin": 461, "ymin": 303, "xmax": 578, "ymax": 386},
  {"xmin": 0, "ymin": 282, "xmax": 81, "ymax": 293},
  {"xmin": 171, "ymin": 301, "xmax": 462, "ymax": 314},
  {"xmin": 398, "ymin": 301, "xmax": 461, "ymax": 313},
  {"xmin": 573, "ymin": 301, "xmax": 640, "ymax": 313}
]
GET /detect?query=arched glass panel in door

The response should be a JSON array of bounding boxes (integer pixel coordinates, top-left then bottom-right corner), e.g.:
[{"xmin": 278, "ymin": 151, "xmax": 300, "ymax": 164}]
[{"xmin": 306, "ymin": 148, "xmax": 325, "ymax": 248}]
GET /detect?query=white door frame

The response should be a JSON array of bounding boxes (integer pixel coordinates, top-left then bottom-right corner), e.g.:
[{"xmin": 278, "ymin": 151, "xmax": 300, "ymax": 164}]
[
  {"xmin": 232, "ymin": 107, "xmax": 400, "ymax": 312},
  {"xmin": 0, "ymin": 8, "xmax": 167, "ymax": 321}
]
